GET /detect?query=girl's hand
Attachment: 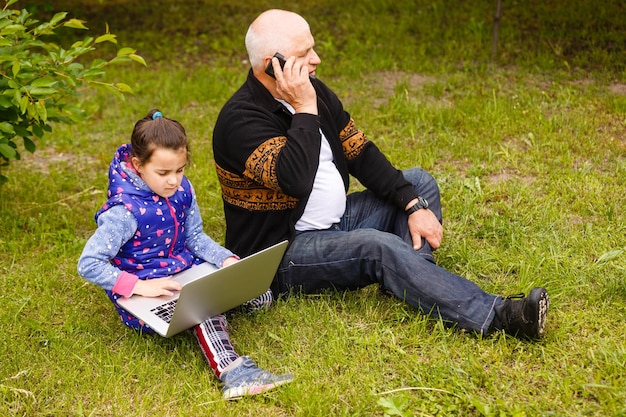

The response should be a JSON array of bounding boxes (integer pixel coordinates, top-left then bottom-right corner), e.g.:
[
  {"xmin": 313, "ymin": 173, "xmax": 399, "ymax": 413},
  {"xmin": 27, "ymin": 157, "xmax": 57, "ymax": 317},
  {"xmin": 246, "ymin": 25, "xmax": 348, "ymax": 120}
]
[
  {"xmin": 132, "ymin": 278, "xmax": 182, "ymax": 297},
  {"xmin": 222, "ymin": 256, "xmax": 239, "ymax": 268}
]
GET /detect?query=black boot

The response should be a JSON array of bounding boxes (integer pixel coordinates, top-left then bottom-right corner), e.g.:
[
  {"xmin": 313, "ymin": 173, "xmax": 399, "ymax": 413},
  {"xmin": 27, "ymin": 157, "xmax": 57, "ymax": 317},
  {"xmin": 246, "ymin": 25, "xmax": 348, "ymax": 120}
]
[{"xmin": 492, "ymin": 287, "xmax": 549, "ymax": 340}]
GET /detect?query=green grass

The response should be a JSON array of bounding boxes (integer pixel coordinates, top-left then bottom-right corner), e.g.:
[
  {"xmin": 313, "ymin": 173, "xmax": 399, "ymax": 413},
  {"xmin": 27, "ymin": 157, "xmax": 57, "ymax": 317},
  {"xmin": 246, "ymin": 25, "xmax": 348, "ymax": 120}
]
[{"xmin": 2, "ymin": 0, "xmax": 626, "ymax": 415}]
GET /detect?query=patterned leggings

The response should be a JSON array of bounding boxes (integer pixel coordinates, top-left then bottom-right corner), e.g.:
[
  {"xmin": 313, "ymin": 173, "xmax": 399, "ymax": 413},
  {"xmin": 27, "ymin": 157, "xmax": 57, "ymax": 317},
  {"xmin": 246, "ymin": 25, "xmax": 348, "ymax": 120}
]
[
  {"xmin": 110, "ymin": 288, "xmax": 273, "ymax": 378},
  {"xmin": 192, "ymin": 289, "xmax": 273, "ymax": 378}
]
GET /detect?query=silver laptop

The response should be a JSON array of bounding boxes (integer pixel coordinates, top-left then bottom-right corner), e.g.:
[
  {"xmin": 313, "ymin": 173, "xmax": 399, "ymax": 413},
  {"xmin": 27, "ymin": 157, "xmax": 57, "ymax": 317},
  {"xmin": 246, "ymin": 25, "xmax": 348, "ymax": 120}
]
[{"xmin": 117, "ymin": 240, "xmax": 288, "ymax": 337}]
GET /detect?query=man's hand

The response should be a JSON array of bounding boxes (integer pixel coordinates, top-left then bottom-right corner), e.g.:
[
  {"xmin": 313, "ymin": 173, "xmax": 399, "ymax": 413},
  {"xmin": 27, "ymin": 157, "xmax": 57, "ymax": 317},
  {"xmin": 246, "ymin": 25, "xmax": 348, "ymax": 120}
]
[
  {"xmin": 132, "ymin": 278, "xmax": 182, "ymax": 297},
  {"xmin": 272, "ymin": 55, "xmax": 318, "ymax": 115},
  {"xmin": 407, "ymin": 207, "xmax": 443, "ymax": 251}
]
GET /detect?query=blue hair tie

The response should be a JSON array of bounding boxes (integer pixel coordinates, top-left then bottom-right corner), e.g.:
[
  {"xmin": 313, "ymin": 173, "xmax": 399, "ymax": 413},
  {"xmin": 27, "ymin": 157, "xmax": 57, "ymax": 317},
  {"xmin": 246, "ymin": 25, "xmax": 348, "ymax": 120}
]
[{"xmin": 152, "ymin": 111, "xmax": 163, "ymax": 120}]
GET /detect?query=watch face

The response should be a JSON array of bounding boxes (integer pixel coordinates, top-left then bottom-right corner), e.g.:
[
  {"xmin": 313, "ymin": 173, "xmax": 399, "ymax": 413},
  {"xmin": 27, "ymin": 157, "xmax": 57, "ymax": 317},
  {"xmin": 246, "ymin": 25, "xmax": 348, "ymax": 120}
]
[{"xmin": 407, "ymin": 197, "xmax": 429, "ymax": 215}]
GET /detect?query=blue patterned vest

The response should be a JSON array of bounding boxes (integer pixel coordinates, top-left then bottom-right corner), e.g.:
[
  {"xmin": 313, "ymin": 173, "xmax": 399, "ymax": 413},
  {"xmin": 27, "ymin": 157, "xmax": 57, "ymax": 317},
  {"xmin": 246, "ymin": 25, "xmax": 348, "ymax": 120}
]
[{"xmin": 96, "ymin": 144, "xmax": 199, "ymax": 331}]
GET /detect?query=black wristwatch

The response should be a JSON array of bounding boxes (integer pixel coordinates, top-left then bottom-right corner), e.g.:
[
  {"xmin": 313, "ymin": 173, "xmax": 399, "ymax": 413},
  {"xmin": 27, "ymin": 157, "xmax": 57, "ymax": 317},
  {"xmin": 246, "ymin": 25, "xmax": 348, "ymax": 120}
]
[{"xmin": 406, "ymin": 196, "xmax": 429, "ymax": 215}]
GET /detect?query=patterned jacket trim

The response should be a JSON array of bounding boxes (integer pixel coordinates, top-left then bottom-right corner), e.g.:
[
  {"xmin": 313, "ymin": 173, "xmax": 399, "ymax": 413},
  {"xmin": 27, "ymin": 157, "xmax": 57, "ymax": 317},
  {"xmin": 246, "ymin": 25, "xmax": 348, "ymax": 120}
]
[
  {"xmin": 216, "ymin": 136, "xmax": 299, "ymax": 211},
  {"xmin": 340, "ymin": 118, "xmax": 368, "ymax": 161}
]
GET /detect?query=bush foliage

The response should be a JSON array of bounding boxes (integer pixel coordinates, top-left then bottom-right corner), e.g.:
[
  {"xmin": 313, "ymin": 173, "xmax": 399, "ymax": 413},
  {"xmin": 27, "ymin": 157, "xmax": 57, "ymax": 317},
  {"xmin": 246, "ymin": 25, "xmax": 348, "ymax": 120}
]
[{"xmin": 0, "ymin": 0, "xmax": 145, "ymax": 184}]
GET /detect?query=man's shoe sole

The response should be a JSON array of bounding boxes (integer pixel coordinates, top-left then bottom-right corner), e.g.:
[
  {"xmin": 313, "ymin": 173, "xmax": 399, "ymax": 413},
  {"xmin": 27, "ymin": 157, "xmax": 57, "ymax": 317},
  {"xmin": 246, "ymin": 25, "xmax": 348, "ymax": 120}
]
[{"xmin": 529, "ymin": 287, "xmax": 550, "ymax": 338}]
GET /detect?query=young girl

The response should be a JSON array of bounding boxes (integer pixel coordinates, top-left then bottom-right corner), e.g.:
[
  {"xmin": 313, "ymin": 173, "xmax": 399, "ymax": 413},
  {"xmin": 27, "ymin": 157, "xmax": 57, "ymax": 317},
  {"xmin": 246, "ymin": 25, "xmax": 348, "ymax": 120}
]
[{"xmin": 78, "ymin": 109, "xmax": 292, "ymax": 399}]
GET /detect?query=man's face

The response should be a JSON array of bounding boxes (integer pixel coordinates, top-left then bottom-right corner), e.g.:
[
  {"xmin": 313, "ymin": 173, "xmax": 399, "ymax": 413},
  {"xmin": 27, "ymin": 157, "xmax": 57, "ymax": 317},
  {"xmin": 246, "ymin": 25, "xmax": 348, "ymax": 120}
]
[{"xmin": 282, "ymin": 28, "xmax": 321, "ymax": 78}]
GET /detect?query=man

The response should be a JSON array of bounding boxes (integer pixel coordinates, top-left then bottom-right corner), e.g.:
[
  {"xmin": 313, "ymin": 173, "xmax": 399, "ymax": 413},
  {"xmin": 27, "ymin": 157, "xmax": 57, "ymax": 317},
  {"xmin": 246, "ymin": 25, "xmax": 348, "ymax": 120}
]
[{"xmin": 212, "ymin": 9, "xmax": 549, "ymax": 339}]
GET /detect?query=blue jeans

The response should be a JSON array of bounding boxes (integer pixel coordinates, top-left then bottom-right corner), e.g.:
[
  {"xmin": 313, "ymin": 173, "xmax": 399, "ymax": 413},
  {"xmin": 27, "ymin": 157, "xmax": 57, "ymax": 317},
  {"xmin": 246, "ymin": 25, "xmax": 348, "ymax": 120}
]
[{"xmin": 275, "ymin": 168, "xmax": 501, "ymax": 335}]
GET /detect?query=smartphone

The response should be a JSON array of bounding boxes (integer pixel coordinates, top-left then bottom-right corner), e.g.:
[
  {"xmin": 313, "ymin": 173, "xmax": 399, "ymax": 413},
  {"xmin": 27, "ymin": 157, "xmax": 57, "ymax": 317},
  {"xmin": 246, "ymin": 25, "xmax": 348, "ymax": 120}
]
[{"xmin": 264, "ymin": 52, "xmax": 286, "ymax": 79}]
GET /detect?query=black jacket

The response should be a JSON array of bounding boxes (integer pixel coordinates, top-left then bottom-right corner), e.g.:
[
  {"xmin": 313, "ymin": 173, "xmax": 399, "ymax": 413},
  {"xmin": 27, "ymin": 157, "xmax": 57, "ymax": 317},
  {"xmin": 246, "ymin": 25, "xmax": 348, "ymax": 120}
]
[{"xmin": 212, "ymin": 70, "xmax": 418, "ymax": 257}]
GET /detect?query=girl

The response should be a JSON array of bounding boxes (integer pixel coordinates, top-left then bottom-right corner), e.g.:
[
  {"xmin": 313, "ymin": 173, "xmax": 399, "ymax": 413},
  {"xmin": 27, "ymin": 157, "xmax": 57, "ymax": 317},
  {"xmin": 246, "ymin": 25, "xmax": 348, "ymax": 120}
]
[{"xmin": 77, "ymin": 109, "xmax": 292, "ymax": 399}]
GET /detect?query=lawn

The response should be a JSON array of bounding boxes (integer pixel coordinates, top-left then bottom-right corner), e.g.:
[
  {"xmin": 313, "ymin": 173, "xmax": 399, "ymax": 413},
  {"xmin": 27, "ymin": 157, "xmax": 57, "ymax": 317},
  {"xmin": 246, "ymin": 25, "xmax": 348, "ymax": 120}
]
[{"xmin": 1, "ymin": 0, "xmax": 625, "ymax": 416}]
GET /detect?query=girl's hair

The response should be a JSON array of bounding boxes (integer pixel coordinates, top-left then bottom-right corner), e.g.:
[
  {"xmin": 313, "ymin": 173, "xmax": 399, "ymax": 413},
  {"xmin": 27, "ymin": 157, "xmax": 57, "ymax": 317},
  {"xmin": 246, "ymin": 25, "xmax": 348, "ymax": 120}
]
[{"xmin": 130, "ymin": 109, "xmax": 188, "ymax": 165}]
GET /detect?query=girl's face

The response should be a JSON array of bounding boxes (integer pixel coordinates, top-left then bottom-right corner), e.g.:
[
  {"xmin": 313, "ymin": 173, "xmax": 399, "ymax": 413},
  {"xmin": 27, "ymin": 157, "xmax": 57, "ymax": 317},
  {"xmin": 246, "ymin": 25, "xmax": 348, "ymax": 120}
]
[{"xmin": 132, "ymin": 147, "xmax": 187, "ymax": 198}]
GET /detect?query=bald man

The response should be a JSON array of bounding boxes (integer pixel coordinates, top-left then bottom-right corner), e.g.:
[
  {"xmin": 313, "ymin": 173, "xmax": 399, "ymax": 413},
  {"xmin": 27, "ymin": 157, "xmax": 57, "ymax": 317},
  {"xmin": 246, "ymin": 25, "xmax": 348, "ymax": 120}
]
[{"xmin": 212, "ymin": 9, "xmax": 549, "ymax": 341}]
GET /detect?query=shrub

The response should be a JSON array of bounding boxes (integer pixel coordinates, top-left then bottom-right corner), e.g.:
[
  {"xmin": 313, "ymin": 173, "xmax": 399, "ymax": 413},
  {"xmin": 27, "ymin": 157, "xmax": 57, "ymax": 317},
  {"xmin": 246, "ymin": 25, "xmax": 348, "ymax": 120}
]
[{"xmin": 0, "ymin": 0, "xmax": 145, "ymax": 185}]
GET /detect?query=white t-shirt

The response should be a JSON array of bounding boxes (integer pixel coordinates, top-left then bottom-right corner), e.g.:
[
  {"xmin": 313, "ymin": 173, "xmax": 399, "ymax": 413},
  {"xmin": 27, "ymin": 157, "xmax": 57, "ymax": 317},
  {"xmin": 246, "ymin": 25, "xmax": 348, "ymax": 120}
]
[{"xmin": 277, "ymin": 100, "xmax": 347, "ymax": 231}]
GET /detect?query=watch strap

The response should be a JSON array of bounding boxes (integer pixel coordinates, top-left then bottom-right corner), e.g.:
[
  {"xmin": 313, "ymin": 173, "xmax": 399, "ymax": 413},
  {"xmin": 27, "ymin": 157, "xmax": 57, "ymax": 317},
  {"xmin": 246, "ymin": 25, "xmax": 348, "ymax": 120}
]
[{"xmin": 406, "ymin": 197, "xmax": 428, "ymax": 215}]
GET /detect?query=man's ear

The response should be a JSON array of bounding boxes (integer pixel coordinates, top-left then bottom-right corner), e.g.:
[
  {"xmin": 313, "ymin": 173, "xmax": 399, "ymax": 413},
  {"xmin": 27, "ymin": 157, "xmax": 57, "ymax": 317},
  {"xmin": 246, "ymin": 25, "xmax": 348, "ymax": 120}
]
[{"xmin": 262, "ymin": 55, "xmax": 274, "ymax": 76}]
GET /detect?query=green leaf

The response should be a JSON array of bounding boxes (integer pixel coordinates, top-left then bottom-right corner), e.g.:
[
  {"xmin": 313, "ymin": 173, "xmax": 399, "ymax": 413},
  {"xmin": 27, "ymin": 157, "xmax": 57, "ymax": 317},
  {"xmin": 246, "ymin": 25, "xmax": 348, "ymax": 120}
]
[
  {"xmin": 116, "ymin": 47, "xmax": 135, "ymax": 56},
  {"xmin": 49, "ymin": 12, "xmax": 68, "ymax": 27},
  {"xmin": 35, "ymin": 100, "xmax": 47, "ymax": 122},
  {"xmin": 129, "ymin": 54, "xmax": 147, "ymax": 66},
  {"xmin": 115, "ymin": 83, "xmax": 133, "ymax": 93},
  {"xmin": 95, "ymin": 34, "xmax": 117, "ymax": 44},
  {"xmin": 0, "ymin": 24, "xmax": 26, "ymax": 34},
  {"xmin": 0, "ymin": 143, "xmax": 17, "ymax": 160},
  {"xmin": 377, "ymin": 397, "xmax": 409, "ymax": 417},
  {"xmin": 82, "ymin": 67, "xmax": 107, "ymax": 78},
  {"xmin": 67, "ymin": 62, "xmax": 85, "ymax": 72},
  {"xmin": 0, "ymin": 10, "xmax": 13, "ymax": 20},
  {"xmin": 0, "ymin": 55, "xmax": 17, "ymax": 64},
  {"xmin": 0, "ymin": 54, "xmax": 17, "ymax": 63},
  {"xmin": 11, "ymin": 60, "xmax": 20, "ymax": 76},
  {"xmin": 0, "ymin": 122, "xmax": 15, "ymax": 134},
  {"xmin": 0, "ymin": 96, "xmax": 11, "ymax": 108},
  {"xmin": 75, "ymin": 36, "xmax": 94, "ymax": 49},
  {"xmin": 33, "ymin": 22, "xmax": 52, "ymax": 36},
  {"xmin": 97, "ymin": 83, "xmax": 123, "ymax": 98},
  {"xmin": 19, "ymin": 96, "xmax": 28, "ymax": 114},
  {"xmin": 63, "ymin": 19, "xmax": 88, "ymax": 30},
  {"xmin": 30, "ymin": 78, "xmax": 58, "ymax": 88},
  {"xmin": 22, "ymin": 136, "xmax": 36, "ymax": 153},
  {"xmin": 108, "ymin": 55, "xmax": 131, "ymax": 65},
  {"xmin": 14, "ymin": 126, "xmax": 29, "ymax": 137},
  {"xmin": 26, "ymin": 87, "xmax": 58, "ymax": 96},
  {"xmin": 31, "ymin": 123, "xmax": 43, "ymax": 138},
  {"xmin": 86, "ymin": 59, "xmax": 107, "ymax": 70}
]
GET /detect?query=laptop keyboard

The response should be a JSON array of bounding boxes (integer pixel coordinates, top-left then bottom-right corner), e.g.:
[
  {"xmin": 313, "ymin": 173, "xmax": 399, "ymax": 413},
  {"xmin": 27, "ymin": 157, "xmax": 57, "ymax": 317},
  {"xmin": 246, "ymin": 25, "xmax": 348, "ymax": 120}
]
[{"xmin": 150, "ymin": 299, "xmax": 178, "ymax": 323}]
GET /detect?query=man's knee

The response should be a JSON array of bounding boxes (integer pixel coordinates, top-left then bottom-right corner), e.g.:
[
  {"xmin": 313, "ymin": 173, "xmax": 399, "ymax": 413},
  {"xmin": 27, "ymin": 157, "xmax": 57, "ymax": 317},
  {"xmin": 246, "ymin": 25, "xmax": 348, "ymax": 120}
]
[
  {"xmin": 403, "ymin": 167, "xmax": 439, "ymax": 194},
  {"xmin": 352, "ymin": 229, "xmax": 407, "ymax": 255}
]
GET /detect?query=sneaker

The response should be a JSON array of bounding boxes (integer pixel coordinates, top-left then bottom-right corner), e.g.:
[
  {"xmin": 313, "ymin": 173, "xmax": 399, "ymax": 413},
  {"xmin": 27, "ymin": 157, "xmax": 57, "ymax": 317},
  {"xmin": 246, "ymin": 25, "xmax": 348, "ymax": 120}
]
[
  {"xmin": 220, "ymin": 356, "xmax": 293, "ymax": 400},
  {"xmin": 493, "ymin": 287, "xmax": 550, "ymax": 339}
]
